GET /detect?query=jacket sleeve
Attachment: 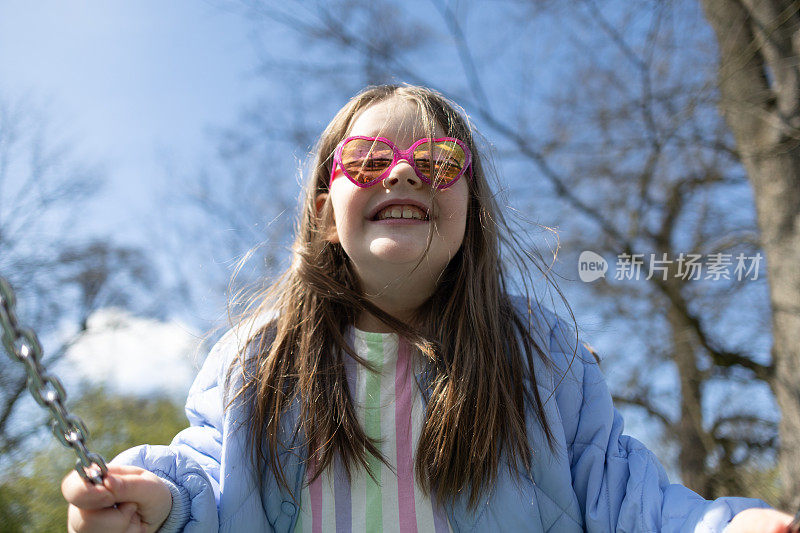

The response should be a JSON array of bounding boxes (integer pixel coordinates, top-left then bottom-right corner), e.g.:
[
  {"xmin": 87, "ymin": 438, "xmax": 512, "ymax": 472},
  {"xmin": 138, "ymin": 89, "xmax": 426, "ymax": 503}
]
[
  {"xmin": 547, "ymin": 317, "xmax": 771, "ymax": 532},
  {"xmin": 112, "ymin": 328, "xmax": 242, "ymax": 533}
]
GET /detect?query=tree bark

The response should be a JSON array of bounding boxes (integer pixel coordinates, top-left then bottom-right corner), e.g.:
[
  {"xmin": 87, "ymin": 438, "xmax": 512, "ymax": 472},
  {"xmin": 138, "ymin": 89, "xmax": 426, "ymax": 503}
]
[
  {"xmin": 668, "ymin": 302, "xmax": 713, "ymax": 495},
  {"xmin": 700, "ymin": 0, "xmax": 800, "ymax": 508}
]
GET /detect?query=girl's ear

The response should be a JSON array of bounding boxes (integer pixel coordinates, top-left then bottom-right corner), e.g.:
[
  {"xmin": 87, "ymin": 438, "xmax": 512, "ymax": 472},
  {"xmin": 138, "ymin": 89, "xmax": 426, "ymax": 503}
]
[{"xmin": 315, "ymin": 193, "xmax": 340, "ymax": 244}]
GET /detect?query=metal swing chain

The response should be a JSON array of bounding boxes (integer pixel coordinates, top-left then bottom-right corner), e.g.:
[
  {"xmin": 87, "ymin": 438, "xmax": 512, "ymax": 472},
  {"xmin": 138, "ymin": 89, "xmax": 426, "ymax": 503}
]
[{"xmin": 0, "ymin": 275, "xmax": 108, "ymax": 485}]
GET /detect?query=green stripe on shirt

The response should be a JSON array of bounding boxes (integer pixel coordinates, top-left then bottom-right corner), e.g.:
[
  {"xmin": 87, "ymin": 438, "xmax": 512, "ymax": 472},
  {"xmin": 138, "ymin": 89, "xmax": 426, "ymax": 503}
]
[{"xmin": 364, "ymin": 332, "xmax": 384, "ymax": 532}]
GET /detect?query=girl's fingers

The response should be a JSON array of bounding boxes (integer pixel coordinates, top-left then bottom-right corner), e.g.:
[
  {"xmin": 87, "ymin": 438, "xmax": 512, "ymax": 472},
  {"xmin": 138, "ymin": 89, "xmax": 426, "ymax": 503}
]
[
  {"xmin": 104, "ymin": 467, "xmax": 172, "ymax": 530},
  {"xmin": 118, "ymin": 502, "xmax": 147, "ymax": 533},
  {"xmin": 62, "ymin": 465, "xmax": 139, "ymax": 508},
  {"xmin": 67, "ymin": 501, "xmax": 140, "ymax": 533},
  {"xmin": 62, "ymin": 469, "xmax": 116, "ymax": 509},
  {"xmin": 62, "ymin": 464, "xmax": 169, "ymax": 509},
  {"xmin": 64, "ymin": 464, "xmax": 171, "ymax": 532},
  {"xmin": 102, "ymin": 467, "xmax": 171, "ymax": 509},
  {"xmin": 103, "ymin": 464, "xmax": 159, "ymax": 475},
  {"xmin": 725, "ymin": 508, "xmax": 794, "ymax": 533}
]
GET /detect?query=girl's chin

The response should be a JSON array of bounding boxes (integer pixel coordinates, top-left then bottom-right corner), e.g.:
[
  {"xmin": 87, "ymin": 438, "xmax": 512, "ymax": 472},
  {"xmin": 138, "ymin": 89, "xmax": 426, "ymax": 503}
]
[{"xmin": 368, "ymin": 240, "xmax": 430, "ymax": 263}]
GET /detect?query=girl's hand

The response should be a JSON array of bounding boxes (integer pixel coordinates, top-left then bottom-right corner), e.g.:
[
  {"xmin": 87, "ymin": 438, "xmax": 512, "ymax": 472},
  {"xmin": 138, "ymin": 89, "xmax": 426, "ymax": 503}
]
[
  {"xmin": 62, "ymin": 464, "xmax": 172, "ymax": 533},
  {"xmin": 726, "ymin": 508, "xmax": 795, "ymax": 532}
]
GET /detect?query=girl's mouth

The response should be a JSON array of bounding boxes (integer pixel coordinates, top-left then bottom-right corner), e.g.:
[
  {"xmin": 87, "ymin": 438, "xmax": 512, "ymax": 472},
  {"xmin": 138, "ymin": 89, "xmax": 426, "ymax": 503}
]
[{"xmin": 372, "ymin": 204, "xmax": 430, "ymax": 221}]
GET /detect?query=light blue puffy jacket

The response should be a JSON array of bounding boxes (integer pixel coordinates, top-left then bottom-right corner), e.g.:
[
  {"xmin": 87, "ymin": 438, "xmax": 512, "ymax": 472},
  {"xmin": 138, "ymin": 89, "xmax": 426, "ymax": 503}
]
[{"xmin": 115, "ymin": 301, "xmax": 769, "ymax": 532}]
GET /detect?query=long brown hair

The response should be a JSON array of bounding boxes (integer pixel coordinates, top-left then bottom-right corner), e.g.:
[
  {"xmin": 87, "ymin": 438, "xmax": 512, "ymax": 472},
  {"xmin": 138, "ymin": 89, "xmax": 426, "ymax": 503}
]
[{"xmin": 230, "ymin": 85, "xmax": 557, "ymax": 509}]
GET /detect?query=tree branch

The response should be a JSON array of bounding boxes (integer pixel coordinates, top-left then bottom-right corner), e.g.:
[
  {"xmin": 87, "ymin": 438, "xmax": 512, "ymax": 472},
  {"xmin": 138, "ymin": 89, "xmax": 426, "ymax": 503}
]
[
  {"xmin": 711, "ymin": 413, "xmax": 778, "ymax": 436},
  {"xmin": 612, "ymin": 392, "xmax": 673, "ymax": 428},
  {"xmin": 430, "ymin": 0, "xmax": 492, "ymax": 114},
  {"xmin": 655, "ymin": 279, "xmax": 773, "ymax": 381}
]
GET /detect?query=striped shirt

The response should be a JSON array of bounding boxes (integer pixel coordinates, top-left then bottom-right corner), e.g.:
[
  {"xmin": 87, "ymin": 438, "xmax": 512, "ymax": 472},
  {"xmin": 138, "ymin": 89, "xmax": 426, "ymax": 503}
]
[{"xmin": 294, "ymin": 328, "xmax": 451, "ymax": 533}]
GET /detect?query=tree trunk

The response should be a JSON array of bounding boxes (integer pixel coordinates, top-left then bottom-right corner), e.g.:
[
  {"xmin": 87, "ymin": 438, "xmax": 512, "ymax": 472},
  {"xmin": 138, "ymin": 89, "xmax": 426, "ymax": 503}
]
[
  {"xmin": 700, "ymin": 0, "xmax": 800, "ymax": 508},
  {"xmin": 668, "ymin": 303, "xmax": 713, "ymax": 495}
]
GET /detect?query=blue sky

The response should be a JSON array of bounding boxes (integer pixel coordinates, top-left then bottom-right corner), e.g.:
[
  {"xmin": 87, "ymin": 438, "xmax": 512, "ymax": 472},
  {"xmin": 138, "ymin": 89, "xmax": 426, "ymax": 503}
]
[{"xmin": 0, "ymin": 0, "xmax": 260, "ymax": 242}]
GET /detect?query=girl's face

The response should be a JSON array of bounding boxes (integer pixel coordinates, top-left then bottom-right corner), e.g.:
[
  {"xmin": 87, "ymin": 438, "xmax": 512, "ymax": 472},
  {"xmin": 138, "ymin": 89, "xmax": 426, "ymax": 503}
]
[{"xmin": 321, "ymin": 97, "xmax": 469, "ymax": 299}]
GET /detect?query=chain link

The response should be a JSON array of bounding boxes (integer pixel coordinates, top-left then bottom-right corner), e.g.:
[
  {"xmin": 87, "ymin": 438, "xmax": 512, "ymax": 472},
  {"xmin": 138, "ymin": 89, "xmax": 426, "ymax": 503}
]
[{"xmin": 0, "ymin": 276, "xmax": 108, "ymax": 485}]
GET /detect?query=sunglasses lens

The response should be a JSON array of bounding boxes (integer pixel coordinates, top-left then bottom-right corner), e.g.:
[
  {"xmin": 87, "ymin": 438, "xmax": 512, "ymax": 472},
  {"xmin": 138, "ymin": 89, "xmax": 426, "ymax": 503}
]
[
  {"xmin": 340, "ymin": 138, "xmax": 394, "ymax": 184},
  {"xmin": 413, "ymin": 140, "xmax": 467, "ymax": 186}
]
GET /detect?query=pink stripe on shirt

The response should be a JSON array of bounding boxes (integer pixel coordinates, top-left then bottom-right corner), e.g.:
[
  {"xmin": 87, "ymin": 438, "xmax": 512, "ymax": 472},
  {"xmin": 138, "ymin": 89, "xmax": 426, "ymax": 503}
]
[
  {"xmin": 308, "ymin": 457, "xmax": 322, "ymax": 533},
  {"xmin": 395, "ymin": 338, "xmax": 418, "ymax": 533}
]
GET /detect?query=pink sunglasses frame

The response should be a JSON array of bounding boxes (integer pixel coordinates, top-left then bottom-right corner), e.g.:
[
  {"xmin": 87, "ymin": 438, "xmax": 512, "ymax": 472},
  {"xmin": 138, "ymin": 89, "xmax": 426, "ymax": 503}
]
[{"xmin": 329, "ymin": 136, "xmax": 473, "ymax": 190}]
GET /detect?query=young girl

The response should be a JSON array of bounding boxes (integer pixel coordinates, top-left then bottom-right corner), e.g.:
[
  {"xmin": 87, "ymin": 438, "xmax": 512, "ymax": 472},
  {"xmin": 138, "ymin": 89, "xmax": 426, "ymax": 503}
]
[{"xmin": 62, "ymin": 85, "xmax": 794, "ymax": 532}]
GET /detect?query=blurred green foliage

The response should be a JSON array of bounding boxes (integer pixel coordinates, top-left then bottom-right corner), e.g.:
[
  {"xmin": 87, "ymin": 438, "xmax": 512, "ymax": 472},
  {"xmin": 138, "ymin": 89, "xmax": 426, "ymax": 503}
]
[{"xmin": 0, "ymin": 385, "xmax": 187, "ymax": 532}]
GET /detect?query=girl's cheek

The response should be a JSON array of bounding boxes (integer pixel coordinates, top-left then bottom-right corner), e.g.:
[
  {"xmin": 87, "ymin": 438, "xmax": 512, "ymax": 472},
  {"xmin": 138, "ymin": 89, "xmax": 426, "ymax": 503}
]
[{"xmin": 441, "ymin": 202, "xmax": 469, "ymax": 222}]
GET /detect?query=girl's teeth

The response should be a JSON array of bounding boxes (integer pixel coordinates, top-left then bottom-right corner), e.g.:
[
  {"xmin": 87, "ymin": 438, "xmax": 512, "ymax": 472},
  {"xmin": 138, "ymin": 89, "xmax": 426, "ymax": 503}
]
[{"xmin": 377, "ymin": 205, "xmax": 426, "ymax": 220}]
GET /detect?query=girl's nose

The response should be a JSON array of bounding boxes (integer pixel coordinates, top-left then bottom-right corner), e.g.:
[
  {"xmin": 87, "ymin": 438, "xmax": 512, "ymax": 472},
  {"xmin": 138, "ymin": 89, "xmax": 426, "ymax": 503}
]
[{"xmin": 382, "ymin": 161, "xmax": 422, "ymax": 189}]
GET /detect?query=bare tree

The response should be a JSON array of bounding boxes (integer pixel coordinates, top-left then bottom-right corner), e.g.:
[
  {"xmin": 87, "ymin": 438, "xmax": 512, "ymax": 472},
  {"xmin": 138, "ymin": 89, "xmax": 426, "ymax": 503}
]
[
  {"xmin": 0, "ymin": 97, "xmax": 158, "ymax": 458},
  {"xmin": 700, "ymin": 0, "xmax": 800, "ymax": 508},
  {"xmin": 528, "ymin": 0, "xmax": 779, "ymax": 499}
]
